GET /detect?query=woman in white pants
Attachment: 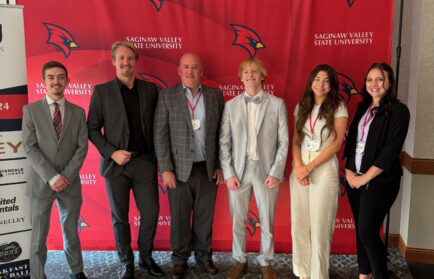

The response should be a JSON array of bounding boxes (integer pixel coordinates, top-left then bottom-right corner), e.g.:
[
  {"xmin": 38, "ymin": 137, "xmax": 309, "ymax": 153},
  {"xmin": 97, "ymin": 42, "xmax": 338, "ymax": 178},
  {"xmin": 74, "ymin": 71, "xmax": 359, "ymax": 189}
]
[{"xmin": 290, "ymin": 64, "xmax": 348, "ymax": 279}]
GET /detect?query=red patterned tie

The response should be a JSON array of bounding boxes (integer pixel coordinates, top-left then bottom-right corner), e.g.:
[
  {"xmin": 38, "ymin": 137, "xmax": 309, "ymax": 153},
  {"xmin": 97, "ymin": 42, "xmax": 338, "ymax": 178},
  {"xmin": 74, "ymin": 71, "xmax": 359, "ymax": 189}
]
[{"xmin": 53, "ymin": 102, "xmax": 62, "ymax": 140}]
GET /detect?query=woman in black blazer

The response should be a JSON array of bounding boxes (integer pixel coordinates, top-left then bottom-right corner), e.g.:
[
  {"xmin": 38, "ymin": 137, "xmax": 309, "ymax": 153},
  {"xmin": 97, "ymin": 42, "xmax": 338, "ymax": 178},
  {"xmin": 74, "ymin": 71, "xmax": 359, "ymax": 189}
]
[{"xmin": 343, "ymin": 63, "xmax": 410, "ymax": 279}]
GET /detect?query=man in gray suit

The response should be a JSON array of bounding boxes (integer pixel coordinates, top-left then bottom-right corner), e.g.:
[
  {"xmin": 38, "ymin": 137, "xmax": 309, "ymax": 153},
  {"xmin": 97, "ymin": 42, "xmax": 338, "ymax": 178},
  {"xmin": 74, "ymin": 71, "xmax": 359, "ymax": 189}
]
[
  {"xmin": 219, "ymin": 57, "xmax": 289, "ymax": 279},
  {"xmin": 87, "ymin": 41, "xmax": 163, "ymax": 279},
  {"xmin": 154, "ymin": 53, "xmax": 224, "ymax": 279},
  {"xmin": 22, "ymin": 61, "xmax": 88, "ymax": 279}
]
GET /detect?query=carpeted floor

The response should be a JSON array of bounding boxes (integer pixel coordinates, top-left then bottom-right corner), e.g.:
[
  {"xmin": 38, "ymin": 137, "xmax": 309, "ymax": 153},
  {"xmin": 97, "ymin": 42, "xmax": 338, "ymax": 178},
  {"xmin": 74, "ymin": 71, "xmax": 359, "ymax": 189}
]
[{"xmin": 45, "ymin": 248, "xmax": 417, "ymax": 278}]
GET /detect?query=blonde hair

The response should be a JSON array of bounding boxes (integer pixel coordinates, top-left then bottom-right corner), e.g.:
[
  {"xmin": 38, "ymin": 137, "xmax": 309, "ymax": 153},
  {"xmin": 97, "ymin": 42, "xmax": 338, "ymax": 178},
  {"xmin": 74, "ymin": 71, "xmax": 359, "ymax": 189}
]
[
  {"xmin": 238, "ymin": 57, "xmax": 267, "ymax": 84},
  {"xmin": 111, "ymin": 41, "xmax": 139, "ymax": 61}
]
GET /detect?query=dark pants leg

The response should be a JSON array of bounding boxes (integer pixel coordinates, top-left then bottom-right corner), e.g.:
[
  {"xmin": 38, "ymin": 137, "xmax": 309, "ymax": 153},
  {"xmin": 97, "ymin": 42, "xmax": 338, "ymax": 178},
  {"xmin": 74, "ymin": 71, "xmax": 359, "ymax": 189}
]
[
  {"xmin": 347, "ymin": 178, "xmax": 400, "ymax": 279},
  {"xmin": 105, "ymin": 156, "xmax": 159, "ymax": 266},
  {"xmin": 168, "ymin": 163, "xmax": 217, "ymax": 265}
]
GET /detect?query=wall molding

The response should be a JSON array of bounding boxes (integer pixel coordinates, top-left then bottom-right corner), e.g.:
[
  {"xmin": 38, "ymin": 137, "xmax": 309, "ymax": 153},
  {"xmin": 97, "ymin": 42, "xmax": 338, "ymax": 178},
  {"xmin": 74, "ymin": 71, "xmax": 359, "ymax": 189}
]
[
  {"xmin": 386, "ymin": 233, "xmax": 400, "ymax": 248},
  {"xmin": 400, "ymin": 151, "xmax": 434, "ymax": 175},
  {"xmin": 398, "ymin": 235, "xmax": 434, "ymax": 264}
]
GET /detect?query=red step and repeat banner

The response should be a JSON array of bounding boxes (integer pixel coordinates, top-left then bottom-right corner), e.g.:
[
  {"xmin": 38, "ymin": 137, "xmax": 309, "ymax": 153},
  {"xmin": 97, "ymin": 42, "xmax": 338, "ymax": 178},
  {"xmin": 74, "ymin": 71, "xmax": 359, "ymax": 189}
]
[{"xmin": 17, "ymin": 0, "xmax": 394, "ymax": 254}]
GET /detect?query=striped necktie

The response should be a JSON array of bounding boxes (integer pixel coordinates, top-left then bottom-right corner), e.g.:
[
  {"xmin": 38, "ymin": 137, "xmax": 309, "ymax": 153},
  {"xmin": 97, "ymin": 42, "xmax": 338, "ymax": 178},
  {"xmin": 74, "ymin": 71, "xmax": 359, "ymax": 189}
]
[{"xmin": 53, "ymin": 102, "xmax": 62, "ymax": 140}]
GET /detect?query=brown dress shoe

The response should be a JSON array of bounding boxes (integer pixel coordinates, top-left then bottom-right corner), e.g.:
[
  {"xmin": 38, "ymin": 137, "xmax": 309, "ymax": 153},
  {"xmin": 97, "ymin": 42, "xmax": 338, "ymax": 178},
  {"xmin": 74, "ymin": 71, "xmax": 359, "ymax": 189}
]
[
  {"xmin": 227, "ymin": 261, "xmax": 247, "ymax": 279},
  {"xmin": 260, "ymin": 265, "xmax": 277, "ymax": 279},
  {"xmin": 170, "ymin": 264, "xmax": 186, "ymax": 279}
]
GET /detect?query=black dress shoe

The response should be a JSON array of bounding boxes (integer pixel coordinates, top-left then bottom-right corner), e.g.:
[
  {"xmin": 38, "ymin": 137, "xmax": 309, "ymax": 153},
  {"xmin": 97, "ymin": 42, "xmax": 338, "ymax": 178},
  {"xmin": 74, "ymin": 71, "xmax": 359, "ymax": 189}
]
[
  {"xmin": 170, "ymin": 264, "xmax": 186, "ymax": 279},
  {"xmin": 139, "ymin": 257, "xmax": 165, "ymax": 277},
  {"xmin": 196, "ymin": 259, "xmax": 218, "ymax": 275},
  {"xmin": 70, "ymin": 272, "xmax": 88, "ymax": 279},
  {"xmin": 121, "ymin": 264, "xmax": 135, "ymax": 279}
]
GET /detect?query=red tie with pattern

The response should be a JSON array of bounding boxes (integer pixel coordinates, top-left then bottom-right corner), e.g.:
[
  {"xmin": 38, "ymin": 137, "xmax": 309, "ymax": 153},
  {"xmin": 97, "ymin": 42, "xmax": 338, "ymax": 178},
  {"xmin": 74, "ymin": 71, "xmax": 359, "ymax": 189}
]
[{"xmin": 53, "ymin": 102, "xmax": 62, "ymax": 140}]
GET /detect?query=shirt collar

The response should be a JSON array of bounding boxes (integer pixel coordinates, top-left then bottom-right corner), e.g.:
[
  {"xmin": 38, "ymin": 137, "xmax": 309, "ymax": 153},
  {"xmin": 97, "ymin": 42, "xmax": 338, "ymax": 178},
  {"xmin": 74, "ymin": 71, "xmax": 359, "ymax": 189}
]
[
  {"xmin": 244, "ymin": 90, "xmax": 263, "ymax": 99},
  {"xmin": 182, "ymin": 84, "xmax": 202, "ymax": 97},
  {"xmin": 116, "ymin": 77, "xmax": 137, "ymax": 90},
  {"xmin": 46, "ymin": 95, "xmax": 65, "ymax": 106}
]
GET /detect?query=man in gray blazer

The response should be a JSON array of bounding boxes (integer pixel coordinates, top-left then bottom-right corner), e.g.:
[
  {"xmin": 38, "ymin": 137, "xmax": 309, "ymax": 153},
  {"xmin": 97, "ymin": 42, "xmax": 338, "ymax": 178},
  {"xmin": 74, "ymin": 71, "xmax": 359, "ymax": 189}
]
[
  {"xmin": 22, "ymin": 61, "xmax": 88, "ymax": 279},
  {"xmin": 219, "ymin": 58, "xmax": 289, "ymax": 279},
  {"xmin": 87, "ymin": 41, "xmax": 163, "ymax": 279},
  {"xmin": 154, "ymin": 53, "xmax": 224, "ymax": 279}
]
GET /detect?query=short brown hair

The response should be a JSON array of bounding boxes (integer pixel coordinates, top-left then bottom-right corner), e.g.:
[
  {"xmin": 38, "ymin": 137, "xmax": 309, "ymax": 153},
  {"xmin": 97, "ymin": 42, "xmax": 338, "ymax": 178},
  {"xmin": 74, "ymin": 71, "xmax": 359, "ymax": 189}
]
[
  {"xmin": 238, "ymin": 57, "xmax": 267, "ymax": 84},
  {"xmin": 42, "ymin": 61, "xmax": 68, "ymax": 80},
  {"xmin": 111, "ymin": 41, "xmax": 139, "ymax": 61}
]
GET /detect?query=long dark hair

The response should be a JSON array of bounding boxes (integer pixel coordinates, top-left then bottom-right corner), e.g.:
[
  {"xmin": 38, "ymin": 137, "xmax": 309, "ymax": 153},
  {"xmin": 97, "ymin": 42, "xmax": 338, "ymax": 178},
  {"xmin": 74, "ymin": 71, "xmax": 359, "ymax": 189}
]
[
  {"xmin": 359, "ymin": 63, "xmax": 398, "ymax": 116},
  {"xmin": 296, "ymin": 64, "xmax": 342, "ymax": 141}
]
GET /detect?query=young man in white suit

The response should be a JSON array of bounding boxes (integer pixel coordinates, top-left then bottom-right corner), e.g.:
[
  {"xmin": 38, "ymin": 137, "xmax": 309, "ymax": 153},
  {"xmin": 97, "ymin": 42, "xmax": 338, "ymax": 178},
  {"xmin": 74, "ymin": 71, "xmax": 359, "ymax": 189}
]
[
  {"xmin": 219, "ymin": 57, "xmax": 289, "ymax": 279},
  {"xmin": 22, "ymin": 61, "xmax": 88, "ymax": 279}
]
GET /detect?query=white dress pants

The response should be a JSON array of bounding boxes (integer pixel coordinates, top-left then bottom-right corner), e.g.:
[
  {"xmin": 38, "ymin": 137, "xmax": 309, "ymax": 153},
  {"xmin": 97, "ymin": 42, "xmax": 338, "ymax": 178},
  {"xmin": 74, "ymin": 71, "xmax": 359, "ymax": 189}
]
[
  {"xmin": 290, "ymin": 151, "xmax": 340, "ymax": 279},
  {"xmin": 228, "ymin": 159, "xmax": 279, "ymax": 266}
]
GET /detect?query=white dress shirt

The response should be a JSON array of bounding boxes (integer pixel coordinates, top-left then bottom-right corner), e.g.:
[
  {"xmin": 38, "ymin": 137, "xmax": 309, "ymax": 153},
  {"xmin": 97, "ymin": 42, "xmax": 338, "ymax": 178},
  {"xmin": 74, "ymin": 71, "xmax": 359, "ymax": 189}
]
[
  {"xmin": 45, "ymin": 95, "xmax": 66, "ymax": 185},
  {"xmin": 245, "ymin": 90, "xmax": 263, "ymax": 160}
]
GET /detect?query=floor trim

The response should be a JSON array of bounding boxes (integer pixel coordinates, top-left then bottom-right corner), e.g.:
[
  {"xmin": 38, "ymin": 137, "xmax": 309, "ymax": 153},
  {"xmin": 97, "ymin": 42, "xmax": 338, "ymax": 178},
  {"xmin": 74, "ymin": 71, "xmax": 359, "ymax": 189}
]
[
  {"xmin": 398, "ymin": 235, "xmax": 434, "ymax": 264},
  {"xmin": 387, "ymin": 233, "xmax": 400, "ymax": 248}
]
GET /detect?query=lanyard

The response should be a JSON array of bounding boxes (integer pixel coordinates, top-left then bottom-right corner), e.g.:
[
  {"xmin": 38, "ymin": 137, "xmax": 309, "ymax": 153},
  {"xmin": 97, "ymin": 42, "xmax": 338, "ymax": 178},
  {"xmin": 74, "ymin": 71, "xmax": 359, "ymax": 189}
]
[
  {"xmin": 309, "ymin": 111, "xmax": 319, "ymax": 138},
  {"xmin": 360, "ymin": 103, "xmax": 376, "ymax": 141},
  {"xmin": 185, "ymin": 92, "xmax": 202, "ymax": 118}
]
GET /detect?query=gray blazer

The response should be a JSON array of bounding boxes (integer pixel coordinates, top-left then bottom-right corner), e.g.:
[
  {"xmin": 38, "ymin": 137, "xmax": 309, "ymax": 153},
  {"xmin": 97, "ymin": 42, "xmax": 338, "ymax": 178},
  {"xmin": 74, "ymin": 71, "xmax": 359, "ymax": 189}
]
[
  {"xmin": 219, "ymin": 92, "xmax": 289, "ymax": 181},
  {"xmin": 154, "ymin": 84, "xmax": 224, "ymax": 182},
  {"xmin": 22, "ymin": 98, "xmax": 88, "ymax": 198},
  {"xmin": 87, "ymin": 79, "xmax": 159, "ymax": 178}
]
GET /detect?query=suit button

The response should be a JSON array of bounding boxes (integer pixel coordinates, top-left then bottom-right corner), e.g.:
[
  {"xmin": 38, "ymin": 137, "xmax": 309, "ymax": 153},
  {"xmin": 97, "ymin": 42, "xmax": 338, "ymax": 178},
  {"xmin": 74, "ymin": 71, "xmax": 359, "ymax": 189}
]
[{"xmin": 191, "ymin": 150, "xmax": 194, "ymax": 153}]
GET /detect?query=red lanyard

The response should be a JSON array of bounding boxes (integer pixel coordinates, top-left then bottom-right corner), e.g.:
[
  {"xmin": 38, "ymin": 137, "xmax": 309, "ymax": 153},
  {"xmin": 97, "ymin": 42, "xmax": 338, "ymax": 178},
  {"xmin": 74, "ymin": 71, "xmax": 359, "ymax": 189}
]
[
  {"xmin": 360, "ymin": 103, "xmax": 376, "ymax": 141},
  {"xmin": 309, "ymin": 112, "xmax": 319, "ymax": 138},
  {"xmin": 185, "ymin": 92, "xmax": 202, "ymax": 118}
]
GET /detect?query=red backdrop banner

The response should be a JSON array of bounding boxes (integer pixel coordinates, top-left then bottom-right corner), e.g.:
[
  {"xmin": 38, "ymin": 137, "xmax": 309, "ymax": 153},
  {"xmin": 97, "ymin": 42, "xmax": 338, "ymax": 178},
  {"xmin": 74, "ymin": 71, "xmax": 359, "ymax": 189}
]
[{"xmin": 17, "ymin": 0, "xmax": 394, "ymax": 254}]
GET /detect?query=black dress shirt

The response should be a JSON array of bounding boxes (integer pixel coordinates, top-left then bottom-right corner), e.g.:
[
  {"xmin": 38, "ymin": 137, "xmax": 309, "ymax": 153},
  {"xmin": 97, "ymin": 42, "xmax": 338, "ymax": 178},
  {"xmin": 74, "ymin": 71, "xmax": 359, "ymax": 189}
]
[{"xmin": 116, "ymin": 78, "xmax": 148, "ymax": 153}]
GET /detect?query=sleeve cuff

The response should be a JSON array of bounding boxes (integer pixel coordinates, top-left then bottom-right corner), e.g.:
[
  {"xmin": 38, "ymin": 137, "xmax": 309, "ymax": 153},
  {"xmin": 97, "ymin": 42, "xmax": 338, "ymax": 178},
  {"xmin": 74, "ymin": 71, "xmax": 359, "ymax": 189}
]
[{"xmin": 48, "ymin": 174, "xmax": 61, "ymax": 186}]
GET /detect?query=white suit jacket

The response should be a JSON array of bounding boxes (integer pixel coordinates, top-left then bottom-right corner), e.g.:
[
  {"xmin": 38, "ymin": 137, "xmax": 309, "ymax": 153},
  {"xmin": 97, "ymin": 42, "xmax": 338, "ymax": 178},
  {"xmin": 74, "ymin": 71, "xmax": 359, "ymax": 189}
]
[{"xmin": 219, "ymin": 92, "xmax": 289, "ymax": 181}]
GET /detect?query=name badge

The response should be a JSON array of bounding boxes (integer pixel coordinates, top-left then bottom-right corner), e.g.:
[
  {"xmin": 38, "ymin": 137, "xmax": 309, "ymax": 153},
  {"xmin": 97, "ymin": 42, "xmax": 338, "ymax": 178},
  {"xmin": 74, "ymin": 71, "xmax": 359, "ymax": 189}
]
[
  {"xmin": 304, "ymin": 138, "xmax": 320, "ymax": 152},
  {"xmin": 356, "ymin": 141, "xmax": 365, "ymax": 154},
  {"xmin": 192, "ymin": 119, "xmax": 201, "ymax": 131}
]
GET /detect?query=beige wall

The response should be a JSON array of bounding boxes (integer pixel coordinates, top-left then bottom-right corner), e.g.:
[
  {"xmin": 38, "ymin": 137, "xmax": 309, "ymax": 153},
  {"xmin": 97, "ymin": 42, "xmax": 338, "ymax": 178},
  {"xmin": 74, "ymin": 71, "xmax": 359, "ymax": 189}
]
[{"xmin": 389, "ymin": 0, "xmax": 434, "ymax": 250}]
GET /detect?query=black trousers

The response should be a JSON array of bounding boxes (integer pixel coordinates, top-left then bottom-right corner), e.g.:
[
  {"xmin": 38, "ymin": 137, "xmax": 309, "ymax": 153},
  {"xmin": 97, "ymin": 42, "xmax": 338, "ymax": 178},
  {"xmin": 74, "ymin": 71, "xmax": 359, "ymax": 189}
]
[
  {"xmin": 346, "ymin": 177, "xmax": 400, "ymax": 279},
  {"xmin": 168, "ymin": 162, "xmax": 218, "ymax": 265},
  {"xmin": 105, "ymin": 155, "xmax": 159, "ymax": 266}
]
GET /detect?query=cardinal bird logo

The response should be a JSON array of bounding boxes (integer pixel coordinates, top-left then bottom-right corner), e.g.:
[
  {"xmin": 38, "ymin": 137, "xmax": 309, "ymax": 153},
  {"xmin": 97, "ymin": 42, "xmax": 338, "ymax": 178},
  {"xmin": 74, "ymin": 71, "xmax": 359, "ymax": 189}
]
[
  {"xmin": 157, "ymin": 172, "xmax": 168, "ymax": 194},
  {"xmin": 56, "ymin": 205, "xmax": 89, "ymax": 234},
  {"xmin": 150, "ymin": 0, "xmax": 168, "ymax": 12},
  {"xmin": 43, "ymin": 22, "xmax": 79, "ymax": 58},
  {"xmin": 346, "ymin": 0, "xmax": 356, "ymax": 7},
  {"xmin": 230, "ymin": 24, "xmax": 265, "ymax": 57},
  {"xmin": 138, "ymin": 73, "xmax": 168, "ymax": 91},
  {"xmin": 337, "ymin": 72, "xmax": 359, "ymax": 104},
  {"xmin": 246, "ymin": 210, "xmax": 261, "ymax": 237},
  {"xmin": 339, "ymin": 168, "xmax": 348, "ymax": 197},
  {"xmin": 77, "ymin": 215, "xmax": 90, "ymax": 234}
]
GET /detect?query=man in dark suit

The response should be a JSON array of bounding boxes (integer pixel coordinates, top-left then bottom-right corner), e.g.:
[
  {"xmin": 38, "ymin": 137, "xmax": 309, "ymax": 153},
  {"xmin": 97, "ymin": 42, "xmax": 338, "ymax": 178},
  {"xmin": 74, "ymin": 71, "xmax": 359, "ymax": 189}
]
[
  {"xmin": 154, "ymin": 53, "xmax": 224, "ymax": 279},
  {"xmin": 22, "ymin": 61, "xmax": 88, "ymax": 279},
  {"xmin": 87, "ymin": 41, "xmax": 163, "ymax": 279}
]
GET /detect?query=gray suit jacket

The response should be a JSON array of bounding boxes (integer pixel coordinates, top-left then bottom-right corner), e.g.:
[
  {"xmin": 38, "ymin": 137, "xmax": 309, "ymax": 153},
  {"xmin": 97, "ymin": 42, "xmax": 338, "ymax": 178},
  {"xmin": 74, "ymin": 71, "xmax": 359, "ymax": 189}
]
[
  {"xmin": 154, "ymin": 84, "xmax": 224, "ymax": 182},
  {"xmin": 22, "ymin": 98, "xmax": 88, "ymax": 198},
  {"xmin": 87, "ymin": 79, "xmax": 159, "ymax": 178},
  {"xmin": 219, "ymin": 92, "xmax": 289, "ymax": 181}
]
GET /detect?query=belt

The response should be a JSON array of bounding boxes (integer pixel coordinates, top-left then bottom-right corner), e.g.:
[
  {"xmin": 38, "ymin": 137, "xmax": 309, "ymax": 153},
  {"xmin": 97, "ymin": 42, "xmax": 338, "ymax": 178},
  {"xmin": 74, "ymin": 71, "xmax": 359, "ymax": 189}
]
[{"xmin": 192, "ymin": 161, "xmax": 206, "ymax": 168}]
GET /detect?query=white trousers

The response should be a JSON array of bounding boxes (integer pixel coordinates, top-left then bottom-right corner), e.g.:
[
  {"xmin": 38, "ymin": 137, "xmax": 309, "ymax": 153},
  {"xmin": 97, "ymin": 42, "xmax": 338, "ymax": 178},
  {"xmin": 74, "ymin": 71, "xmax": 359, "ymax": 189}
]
[
  {"xmin": 228, "ymin": 159, "xmax": 279, "ymax": 266},
  {"xmin": 290, "ymin": 151, "xmax": 340, "ymax": 279}
]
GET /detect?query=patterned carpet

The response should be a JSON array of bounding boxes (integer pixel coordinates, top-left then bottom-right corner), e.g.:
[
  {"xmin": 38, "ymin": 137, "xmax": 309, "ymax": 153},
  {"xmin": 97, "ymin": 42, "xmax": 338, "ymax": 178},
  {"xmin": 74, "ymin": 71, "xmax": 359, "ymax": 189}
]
[{"xmin": 45, "ymin": 248, "xmax": 414, "ymax": 278}]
